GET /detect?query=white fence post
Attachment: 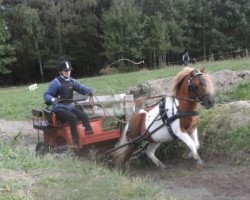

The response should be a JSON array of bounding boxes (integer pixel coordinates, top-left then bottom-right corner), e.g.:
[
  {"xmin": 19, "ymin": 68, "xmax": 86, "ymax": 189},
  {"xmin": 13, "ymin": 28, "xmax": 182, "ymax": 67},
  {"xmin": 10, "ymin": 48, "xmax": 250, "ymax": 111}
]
[{"xmin": 124, "ymin": 94, "xmax": 135, "ymax": 122}]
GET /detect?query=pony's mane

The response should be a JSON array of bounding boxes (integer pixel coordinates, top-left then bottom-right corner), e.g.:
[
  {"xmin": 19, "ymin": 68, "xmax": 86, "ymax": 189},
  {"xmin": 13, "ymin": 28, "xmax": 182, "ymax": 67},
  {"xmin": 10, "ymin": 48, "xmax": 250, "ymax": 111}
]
[
  {"xmin": 171, "ymin": 67, "xmax": 194, "ymax": 95},
  {"xmin": 171, "ymin": 67, "xmax": 215, "ymax": 95}
]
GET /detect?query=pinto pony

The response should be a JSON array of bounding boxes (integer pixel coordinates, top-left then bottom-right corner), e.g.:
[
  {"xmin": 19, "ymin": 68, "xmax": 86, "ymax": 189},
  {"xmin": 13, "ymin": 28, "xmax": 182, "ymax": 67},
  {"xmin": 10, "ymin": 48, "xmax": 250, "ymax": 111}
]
[{"xmin": 114, "ymin": 67, "xmax": 215, "ymax": 169}]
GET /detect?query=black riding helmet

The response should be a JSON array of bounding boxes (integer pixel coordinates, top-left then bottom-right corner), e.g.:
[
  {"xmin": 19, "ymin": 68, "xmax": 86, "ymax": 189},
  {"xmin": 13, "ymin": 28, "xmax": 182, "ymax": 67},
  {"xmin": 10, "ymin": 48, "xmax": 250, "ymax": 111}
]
[{"xmin": 58, "ymin": 60, "xmax": 73, "ymax": 71}]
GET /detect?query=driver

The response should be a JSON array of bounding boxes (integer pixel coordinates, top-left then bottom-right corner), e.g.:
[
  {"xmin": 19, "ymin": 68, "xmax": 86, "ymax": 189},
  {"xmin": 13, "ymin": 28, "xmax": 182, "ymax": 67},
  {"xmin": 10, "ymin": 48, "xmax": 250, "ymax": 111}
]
[{"xmin": 44, "ymin": 60, "xmax": 94, "ymax": 147}]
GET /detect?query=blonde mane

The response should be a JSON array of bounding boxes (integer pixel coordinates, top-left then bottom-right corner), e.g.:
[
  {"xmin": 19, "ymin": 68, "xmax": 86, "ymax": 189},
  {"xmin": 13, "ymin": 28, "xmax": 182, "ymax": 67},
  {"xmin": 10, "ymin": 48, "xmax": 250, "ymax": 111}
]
[
  {"xmin": 171, "ymin": 67, "xmax": 194, "ymax": 95},
  {"xmin": 171, "ymin": 67, "xmax": 215, "ymax": 95}
]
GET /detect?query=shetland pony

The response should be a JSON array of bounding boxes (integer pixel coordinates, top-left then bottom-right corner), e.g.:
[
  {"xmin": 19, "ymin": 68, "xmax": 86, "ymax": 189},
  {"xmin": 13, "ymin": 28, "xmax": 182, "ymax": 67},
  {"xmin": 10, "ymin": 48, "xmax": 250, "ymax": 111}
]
[{"xmin": 114, "ymin": 67, "xmax": 215, "ymax": 169}]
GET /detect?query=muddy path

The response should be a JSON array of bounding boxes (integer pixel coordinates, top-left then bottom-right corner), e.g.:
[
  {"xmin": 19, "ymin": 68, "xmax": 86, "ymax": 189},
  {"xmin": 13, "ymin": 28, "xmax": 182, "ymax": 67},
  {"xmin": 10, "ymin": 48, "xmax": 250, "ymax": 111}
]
[
  {"xmin": 131, "ymin": 159, "xmax": 250, "ymax": 200},
  {"xmin": 1, "ymin": 118, "xmax": 250, "ymax": 200}
]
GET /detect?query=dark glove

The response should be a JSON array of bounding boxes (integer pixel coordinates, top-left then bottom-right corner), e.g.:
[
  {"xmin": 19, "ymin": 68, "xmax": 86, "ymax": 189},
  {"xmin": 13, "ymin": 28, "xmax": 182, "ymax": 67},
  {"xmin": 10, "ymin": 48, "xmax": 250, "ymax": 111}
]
[
  {"xmin": 88, "ymin": 89, "xmax": 95, "ymax": 97},
  {"xmin": 51, "ymin": 97, "xmax": 58, "ymax": 104}
]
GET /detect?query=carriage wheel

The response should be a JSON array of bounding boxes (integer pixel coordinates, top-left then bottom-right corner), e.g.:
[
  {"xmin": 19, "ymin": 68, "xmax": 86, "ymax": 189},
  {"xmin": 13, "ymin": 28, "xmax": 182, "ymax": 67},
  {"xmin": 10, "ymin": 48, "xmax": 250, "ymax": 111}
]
[{"xmin": 35, "ymin": 142, "xmax": 51, "ymax": 155}]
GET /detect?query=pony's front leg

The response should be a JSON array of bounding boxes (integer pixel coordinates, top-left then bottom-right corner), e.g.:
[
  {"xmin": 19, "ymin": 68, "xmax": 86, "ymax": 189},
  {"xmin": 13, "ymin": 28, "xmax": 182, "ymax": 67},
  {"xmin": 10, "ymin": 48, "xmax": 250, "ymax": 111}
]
[
  {"xmin": 146, "ymin": 142, "xmax": 166, "ymax": 169},
  {"xmin": 191, "ymin": 128, "xmax": 200, "ymax": 150},
  {"xmin": 177, "ymin": 132, "xmax": 204, "ymax": 169},
  {"xmin": 183, "ymin": 128, "xmax": 200, "ymax": 159}
]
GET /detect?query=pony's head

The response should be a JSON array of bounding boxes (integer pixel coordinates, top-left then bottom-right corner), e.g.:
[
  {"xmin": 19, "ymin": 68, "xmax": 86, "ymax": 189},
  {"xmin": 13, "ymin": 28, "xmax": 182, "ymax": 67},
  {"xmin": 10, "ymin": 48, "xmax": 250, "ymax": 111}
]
[{"xmin": 172, "ymin": 67, "xmax": 215, "ymax": 109}]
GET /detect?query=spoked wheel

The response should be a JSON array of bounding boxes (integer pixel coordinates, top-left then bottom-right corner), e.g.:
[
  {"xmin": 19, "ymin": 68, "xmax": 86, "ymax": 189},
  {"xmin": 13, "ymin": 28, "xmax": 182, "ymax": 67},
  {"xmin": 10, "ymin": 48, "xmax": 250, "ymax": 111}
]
[{"xmin": 35, "ymin": 142, "xmax": 51, "ymax": 155}]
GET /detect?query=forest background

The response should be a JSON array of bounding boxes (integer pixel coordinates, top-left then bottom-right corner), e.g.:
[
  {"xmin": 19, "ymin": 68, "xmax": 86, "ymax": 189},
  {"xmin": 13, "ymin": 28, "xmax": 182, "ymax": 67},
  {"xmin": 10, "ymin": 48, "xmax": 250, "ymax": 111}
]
[{"xmin": 0, "ymin": 0, "xmax": 249, "ymax": 85}]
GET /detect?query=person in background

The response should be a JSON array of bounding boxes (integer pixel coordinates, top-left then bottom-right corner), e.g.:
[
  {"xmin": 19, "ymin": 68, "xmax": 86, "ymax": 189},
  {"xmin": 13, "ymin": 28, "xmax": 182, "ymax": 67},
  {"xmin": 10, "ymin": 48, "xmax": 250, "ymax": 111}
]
[
  {"xmin": 182, "ymin": 51, "xmax": 190, "ymax": 67},
  {"xmin": 44, "ymin": 60, "xmax": 94, "ymax": 147}
]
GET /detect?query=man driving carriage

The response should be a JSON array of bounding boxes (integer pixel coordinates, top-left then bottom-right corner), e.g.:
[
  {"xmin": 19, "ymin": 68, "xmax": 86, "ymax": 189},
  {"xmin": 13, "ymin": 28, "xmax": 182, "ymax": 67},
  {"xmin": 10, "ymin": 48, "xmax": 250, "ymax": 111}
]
[{"xmin": 44, "ymin": 60, "xmax": 94, "ymax": 147}]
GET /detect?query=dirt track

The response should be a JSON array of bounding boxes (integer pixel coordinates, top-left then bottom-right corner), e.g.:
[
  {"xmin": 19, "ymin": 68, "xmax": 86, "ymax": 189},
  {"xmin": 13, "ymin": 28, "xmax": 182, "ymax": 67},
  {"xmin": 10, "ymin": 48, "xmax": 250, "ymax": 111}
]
[{"xmin": 0, "ymin": 118, "xmax": 250, "ymax": 200}]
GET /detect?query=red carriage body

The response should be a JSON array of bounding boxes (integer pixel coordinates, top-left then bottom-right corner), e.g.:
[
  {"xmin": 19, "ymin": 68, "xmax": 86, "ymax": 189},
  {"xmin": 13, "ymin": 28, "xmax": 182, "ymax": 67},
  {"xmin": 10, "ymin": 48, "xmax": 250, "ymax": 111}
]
[{"xmin": 31, "ymin": 107, "xmax": 121, "ymax": 153}]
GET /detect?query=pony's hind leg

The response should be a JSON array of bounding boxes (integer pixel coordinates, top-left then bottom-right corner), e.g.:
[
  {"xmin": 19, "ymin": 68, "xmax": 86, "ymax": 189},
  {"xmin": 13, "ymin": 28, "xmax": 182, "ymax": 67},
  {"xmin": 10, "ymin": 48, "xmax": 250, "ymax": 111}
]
[
  {"xmin": 146, "ymin": 142, "xmax": 166, "ymax": 169},
  {"xmin": 177, "ymin": 132, "xmax": 204, "ymax": 169},
  {"xmin": 113, "ymin": 123, "xmax": 129, "ymax": 169},
  {"xmin": 114, "ymin": 122, "xmax": 139, "ymax": 171}
]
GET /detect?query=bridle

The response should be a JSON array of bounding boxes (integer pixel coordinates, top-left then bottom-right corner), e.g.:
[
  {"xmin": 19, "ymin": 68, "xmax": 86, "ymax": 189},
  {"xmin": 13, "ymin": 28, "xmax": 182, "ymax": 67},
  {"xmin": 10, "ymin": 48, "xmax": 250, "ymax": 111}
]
[{"xmin": 187, "ymin": 70, "xmax": 207, "ymax": 102}]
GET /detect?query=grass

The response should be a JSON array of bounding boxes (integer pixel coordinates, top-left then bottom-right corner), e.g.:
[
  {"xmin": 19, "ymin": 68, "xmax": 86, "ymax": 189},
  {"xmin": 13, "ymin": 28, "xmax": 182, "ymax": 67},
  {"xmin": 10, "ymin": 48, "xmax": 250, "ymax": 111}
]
[
  {"xmin": 198, "ymin": 104, "xmax": 250, "ymax": 164},
  {"xmin": 0, "ymin": 139, "xmax": 171, "ymax": 200},
  {"xmin": 216, "ymin": 80, "xmax": 250, "ymax": 103},
  {"xmin": 195, "ymin": 57, "xmax": 250, "ymax": 72},
  {"xmin": 0, "ymin": 57, "xmax": 250, "ymax": 120}
]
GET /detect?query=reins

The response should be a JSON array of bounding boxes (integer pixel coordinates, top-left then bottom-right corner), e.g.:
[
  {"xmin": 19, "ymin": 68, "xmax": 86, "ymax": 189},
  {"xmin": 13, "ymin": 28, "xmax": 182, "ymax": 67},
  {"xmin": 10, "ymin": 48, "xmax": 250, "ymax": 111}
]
[
  {"xmin": 89, "ymin": 95, "xmax": 200, "ymax": 123},
  {"xmin": 85, "ymin": 93, "xmax": 201, "ymax": 125},
  {"xmin": 52, "ymin": 93, "xmax": 200, "ymax": 126},
  {"xmin": 129, "ymin": 94, "xmax": 200, "ymax": 105},
  {"xmin": 91, "ymin": 95, "xmax": 127, "ymax": 124}
]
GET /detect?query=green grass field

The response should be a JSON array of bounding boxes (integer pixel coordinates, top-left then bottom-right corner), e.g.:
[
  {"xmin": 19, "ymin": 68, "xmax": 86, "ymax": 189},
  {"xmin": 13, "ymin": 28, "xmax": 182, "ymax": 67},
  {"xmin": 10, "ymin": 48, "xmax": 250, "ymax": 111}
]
[{"xmin": 0, "ymin": 57, "xmax": 250, "ymax": 120}]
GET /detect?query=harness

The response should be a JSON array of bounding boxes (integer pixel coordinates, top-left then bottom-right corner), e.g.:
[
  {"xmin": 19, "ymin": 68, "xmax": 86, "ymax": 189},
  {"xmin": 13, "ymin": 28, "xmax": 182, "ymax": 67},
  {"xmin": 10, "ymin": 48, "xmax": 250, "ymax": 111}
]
[
  {"xmin": 159, "ymin": 98, "xmax": 199, "ymax": 140},
  {"xmin": 105, "ymin": 97, "xmax": 199, "ymax": 157}
]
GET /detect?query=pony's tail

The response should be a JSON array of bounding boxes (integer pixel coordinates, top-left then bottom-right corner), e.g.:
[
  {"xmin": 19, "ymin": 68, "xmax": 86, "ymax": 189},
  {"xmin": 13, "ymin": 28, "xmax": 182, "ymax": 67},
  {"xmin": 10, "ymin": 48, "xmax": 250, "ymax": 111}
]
[{"xmin": 113, "ymin": 122, "xmax": 129, "ymax": 168}]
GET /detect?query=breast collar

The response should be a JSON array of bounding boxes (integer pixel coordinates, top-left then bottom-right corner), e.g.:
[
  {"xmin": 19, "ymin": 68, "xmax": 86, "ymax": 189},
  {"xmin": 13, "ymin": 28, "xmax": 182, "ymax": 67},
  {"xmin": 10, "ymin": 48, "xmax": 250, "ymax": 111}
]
[{"xmin": 159, "ymin": 98, "xmax": 199, "ymax": 140}]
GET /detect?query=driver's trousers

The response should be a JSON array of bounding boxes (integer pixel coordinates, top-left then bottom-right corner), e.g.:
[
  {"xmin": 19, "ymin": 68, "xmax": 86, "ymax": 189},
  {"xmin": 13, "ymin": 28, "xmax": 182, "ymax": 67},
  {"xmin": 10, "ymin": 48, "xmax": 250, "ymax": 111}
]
[{"xmin": 55, "ymin": 108, "xmax": 93, "ymax": 145}]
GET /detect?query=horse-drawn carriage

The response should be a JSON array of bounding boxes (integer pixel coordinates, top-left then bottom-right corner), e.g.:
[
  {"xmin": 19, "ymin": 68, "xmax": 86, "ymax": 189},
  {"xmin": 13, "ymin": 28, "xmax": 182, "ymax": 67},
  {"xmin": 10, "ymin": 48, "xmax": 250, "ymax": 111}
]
[
  {"xmin": 31, "ymin": 97, "xmax": 124, "ymax": 155},
  {"xmin": 32, "ymin": 67, "xmax": 215, "ymax": 170}
]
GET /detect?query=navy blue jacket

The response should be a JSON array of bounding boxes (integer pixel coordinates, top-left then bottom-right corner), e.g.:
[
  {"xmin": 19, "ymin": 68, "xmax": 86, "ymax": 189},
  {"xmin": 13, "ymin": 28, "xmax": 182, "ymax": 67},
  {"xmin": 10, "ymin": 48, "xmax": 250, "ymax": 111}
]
[{"xmin": 44, "ymin": 76, "xmax": 93, "ymax": 111}]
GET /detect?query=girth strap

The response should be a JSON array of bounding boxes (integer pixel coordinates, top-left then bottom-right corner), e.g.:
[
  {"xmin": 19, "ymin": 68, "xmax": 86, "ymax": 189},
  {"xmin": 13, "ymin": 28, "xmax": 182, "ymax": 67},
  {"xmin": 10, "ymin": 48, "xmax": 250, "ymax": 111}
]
[{"xmin": 159, "ymin": 98, "xmax": 199, "ymax": 140}]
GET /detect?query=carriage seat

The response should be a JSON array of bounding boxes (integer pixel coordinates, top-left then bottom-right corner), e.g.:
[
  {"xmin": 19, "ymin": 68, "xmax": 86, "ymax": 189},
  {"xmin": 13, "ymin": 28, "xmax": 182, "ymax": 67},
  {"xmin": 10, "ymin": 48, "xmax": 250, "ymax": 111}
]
[
  {"xmin": 32, "ymin": 109, "xmax": 52, "ymax": 130},
  {"xmin": 43, "ymin": 107, "xmax": 55, "ymax": 124}
]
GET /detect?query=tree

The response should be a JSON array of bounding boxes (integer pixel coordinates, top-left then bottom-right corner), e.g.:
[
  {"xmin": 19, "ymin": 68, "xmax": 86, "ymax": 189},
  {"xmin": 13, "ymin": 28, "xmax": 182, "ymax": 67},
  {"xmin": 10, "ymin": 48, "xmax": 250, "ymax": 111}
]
[
  {"xmin": 143, "ymin": 12, "xmax": 170, "ymax": 67},
  {"xmin": 0, "ymin": 1, "xmax": 15, "ymax": 74},
  {"xmin": 139, "ymin": 0, "xmax": 190, "ymax": 63},
  {"xmin": 187, "ymin": 0, "xmax": 250, "ymax": 59},
  {"xmin": 6, "ymin": 2, "xmax": 45, "ymax": 80},
  {"xmin": 102, "ymin": 0, "xmax": 145, "ymax": 68},
  {"xmin": 187, "ymin": 0, "xmax": 212, "ymax": 59},
  {"xmin": 210, "ymin": 0, "xmax": 250, "ymax": 52},
  {"xmin": 31, "ymin": 0, "xmax": 102, "ymax": 76}
]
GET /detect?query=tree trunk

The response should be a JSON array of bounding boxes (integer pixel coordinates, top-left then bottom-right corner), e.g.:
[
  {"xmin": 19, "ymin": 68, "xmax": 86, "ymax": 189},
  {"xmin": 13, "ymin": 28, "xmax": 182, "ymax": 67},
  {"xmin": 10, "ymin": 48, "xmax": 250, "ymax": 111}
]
[
  {"xmin": 203, "ymin": 16, "xmax": 206, "ymax": 60},
  {"xmin": 153, "ymin": 51, "xmax": 156, "ymax": 68},
  {"xmin": 33, "ymin": 35, "xmax": 44, "ymax": 81},
  {"xmin": 58, "ymin": 6, "xmax": 63, "ymax": 54}
]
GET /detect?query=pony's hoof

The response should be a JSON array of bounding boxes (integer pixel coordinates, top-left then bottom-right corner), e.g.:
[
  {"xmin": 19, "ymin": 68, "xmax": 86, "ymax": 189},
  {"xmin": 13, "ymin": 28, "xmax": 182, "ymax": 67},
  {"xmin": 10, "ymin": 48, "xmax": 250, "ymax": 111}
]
[
  {"xmin": 196, "ymin": 162, "xmax": 204, "ymax": 170},
  {"xmin": 158, "ymin": 163, "xmax": 166, "ymax": 170}
]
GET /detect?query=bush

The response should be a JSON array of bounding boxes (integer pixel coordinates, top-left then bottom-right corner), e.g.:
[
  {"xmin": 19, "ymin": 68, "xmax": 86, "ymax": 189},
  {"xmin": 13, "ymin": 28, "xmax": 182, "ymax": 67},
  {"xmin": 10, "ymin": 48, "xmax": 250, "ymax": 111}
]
[{"xmin": 199, "ymin": 103, "xmax": 250, "ymax": 164}]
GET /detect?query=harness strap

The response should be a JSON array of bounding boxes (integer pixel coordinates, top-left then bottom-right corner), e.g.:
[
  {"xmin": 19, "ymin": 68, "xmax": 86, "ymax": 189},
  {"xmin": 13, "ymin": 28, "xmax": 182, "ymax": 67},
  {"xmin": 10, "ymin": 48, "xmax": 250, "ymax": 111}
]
[
  {"xmin": 104, "ymin": 98, "xmax": 199, "ymax": 156},
  {"xmin": 159, "ymin": 98, "xmax": 199, "ymax": 140}
]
